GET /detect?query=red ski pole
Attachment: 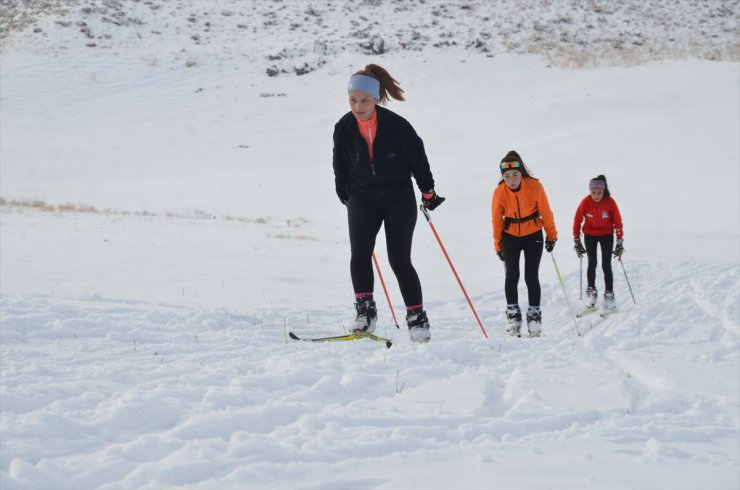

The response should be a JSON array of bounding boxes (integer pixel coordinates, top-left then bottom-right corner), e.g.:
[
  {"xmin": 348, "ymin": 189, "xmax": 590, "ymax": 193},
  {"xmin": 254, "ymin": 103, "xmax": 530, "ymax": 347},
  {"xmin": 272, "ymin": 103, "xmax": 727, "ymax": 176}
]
[
  {"xmin": 420, "ymin": 205, "xmax": 488, "ymax": 338},
  {"xmin": 373, "ymin": 251, "xmax": 400, "ymax": 328}
]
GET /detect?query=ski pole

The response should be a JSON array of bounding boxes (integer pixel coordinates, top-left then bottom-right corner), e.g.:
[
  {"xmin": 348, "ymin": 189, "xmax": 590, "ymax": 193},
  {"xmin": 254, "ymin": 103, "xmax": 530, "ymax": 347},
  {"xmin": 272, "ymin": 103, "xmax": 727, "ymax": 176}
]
[
  {"xmin": 550, "ymin": 252, "xmax": 581, "ymax": 336},
  {"xmin": 420, "ymin": 205, "xmax": 488, "ymax": 338},
  {"xmin": 372, "ymin": 251, "xmax": 400, "ymax": 328},
  {"xmin": 579, "ymin": 256, "xmax": 583, "ymax": 300},
  {"xmin": 618, "ymin": 257, "xmax": 637, "ymax": 304}
]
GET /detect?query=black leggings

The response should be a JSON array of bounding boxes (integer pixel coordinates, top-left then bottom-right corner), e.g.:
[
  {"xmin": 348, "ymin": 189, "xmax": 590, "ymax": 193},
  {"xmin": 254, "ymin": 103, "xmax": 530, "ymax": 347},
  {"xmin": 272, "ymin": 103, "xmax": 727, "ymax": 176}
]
[
  {"xmin": 501, "ymin": 230, "xmax": 543, "ymax": 306},
  {"xmin": 347, "ymin": 190, "xmax": 422, "ymax": 307},
  {"xmin": 584, "ymin": 234, "xmax": 614, "ymax": 291}
]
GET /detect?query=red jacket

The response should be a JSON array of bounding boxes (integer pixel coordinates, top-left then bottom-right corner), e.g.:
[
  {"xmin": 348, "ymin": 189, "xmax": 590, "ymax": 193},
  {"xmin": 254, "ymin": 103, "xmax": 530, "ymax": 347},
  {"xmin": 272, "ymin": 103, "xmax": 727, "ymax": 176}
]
[{"xmin": 573, "ymin": 195, "xmax": 623, "ymax": 239}]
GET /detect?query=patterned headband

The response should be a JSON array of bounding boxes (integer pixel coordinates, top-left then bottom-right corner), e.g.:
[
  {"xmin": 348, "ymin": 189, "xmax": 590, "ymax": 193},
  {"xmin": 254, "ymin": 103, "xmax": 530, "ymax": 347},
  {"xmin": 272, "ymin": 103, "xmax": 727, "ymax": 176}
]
[{"xmin": 589, "ymin": 179, "xmax": 606, "ymax": 190}]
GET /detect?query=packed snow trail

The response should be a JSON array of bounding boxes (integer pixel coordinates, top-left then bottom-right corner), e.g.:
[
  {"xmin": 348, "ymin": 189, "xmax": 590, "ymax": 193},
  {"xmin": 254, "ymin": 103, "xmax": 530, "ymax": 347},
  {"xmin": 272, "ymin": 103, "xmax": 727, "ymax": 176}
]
[{"xmin": 1, "ymin": 250, "xmax": 737, "ymax": 489}]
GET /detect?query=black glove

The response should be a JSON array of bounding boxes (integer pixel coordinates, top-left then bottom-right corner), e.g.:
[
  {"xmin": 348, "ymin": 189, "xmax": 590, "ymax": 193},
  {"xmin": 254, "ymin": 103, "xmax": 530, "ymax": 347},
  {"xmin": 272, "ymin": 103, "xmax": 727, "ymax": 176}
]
[
  {"xmin": 545, "ymin": 240, "xmax": 556, "ymax": 253},
  {"xmin": 613, "ymin": 239, "xmax": 624, "ymax": 258},
  {"xmin": 422, "ymin": 190, "xmax": 445, "ymax": 211},
  {"xmin": 339, "ymin": 196, "xmax": 348, "ymax": 206},
  {"xmin": 574, "ymin": 238, "xmax": 586, "ymax": 258},
  {"xmin": 497, "ymin": 251, "xmax": 504, "ymax": 262}
]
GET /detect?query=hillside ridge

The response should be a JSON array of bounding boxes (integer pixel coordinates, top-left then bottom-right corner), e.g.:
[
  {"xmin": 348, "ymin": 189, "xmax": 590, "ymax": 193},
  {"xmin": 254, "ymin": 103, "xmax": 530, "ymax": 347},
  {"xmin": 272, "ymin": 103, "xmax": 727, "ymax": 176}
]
[{"xmin": 1, "ymin": 0, "xmax": 738, "ymax": 73}]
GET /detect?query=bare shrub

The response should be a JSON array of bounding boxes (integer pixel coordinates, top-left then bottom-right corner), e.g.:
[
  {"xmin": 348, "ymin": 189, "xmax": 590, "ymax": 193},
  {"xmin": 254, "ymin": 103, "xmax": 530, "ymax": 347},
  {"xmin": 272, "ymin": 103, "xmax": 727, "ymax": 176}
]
[
  {"xmin": 77, "ymin": 203, "xmax": 99, "ymax": 213},
  {"xmin": 58, "ymin": 202, "xmax": 77, "ymax": 212}
]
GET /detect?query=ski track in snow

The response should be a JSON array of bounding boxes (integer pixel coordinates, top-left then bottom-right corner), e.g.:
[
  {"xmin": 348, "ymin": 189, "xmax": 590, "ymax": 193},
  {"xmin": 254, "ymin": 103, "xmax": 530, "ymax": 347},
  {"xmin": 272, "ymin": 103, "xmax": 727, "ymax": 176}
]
[{"xmin": 1, "ymin": 219, "xmax": 737, "ymax": 488}]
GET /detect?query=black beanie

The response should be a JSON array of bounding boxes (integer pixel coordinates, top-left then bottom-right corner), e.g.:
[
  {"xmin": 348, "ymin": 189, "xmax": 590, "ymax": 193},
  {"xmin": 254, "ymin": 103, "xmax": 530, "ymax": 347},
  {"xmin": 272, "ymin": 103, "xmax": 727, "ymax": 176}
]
[{"xmin": 501, "ymin": 150, "xmax": 522, "ymax": 164}]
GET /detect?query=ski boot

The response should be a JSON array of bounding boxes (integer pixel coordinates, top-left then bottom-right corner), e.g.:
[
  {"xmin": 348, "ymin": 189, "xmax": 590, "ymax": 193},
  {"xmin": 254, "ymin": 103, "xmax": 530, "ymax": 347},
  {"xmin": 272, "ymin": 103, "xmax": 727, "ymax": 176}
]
[
  {"xmin": 604, "ymin": 290, "xmax": 616, "ymax": 311},
  {"xmin": 406, "ymin": 309, "xmax": 431, "ymax": 343},
  {"xmin": 526, "ymin": 307, "xmax": 542, "ymax": 337},
  {"xmin": 585, "ymin": 287, "xmax": 597, "ymax": 309},
  {"xmin": 351, "ymin": 297, "xmax": 377, "ymax": 333},
  {"xmin": 505, "ymin": 305, "xmax": 522, "ymax": 337}
]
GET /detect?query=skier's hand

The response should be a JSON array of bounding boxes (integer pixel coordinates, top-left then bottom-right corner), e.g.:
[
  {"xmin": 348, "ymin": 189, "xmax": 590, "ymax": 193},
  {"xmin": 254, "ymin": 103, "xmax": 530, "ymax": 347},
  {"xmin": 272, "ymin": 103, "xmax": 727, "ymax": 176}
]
[
  {"xmin": 545, "ymin": 240, "xmax": 556, "ymax": 253},
  {"xmin": 613, "ymin": 239, "xmax": 624, "ymax": 258},
  {"xmin": 339, "ymin": 196, "xmax": 348, "ymax": 206},
  {"xmin": 574, "ymin": 238, "xmax": 586, "ymax": 258},
  {"xmin": 422, "ymin": 190, "xmax": 445, "ymax": 211},
  {"xmin": 496, "ymin": 251, "xmax": 504, "ymax": 262}
]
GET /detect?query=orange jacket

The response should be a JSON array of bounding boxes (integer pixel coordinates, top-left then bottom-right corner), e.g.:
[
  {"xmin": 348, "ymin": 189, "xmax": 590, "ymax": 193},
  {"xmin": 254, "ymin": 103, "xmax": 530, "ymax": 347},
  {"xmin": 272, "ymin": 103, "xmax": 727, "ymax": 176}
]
[{"xmin": 491, "ymin": 177, "xmax": 557, "ymax": 252}]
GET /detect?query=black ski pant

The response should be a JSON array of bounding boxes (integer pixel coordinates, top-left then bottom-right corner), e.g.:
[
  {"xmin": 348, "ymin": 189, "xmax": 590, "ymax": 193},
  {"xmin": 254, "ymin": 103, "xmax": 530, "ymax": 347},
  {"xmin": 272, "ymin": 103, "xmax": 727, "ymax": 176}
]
[
  {"xmin": 501, "ymin": 229, "xmax": 543, "ymax": 307},
  {"xmin": 584, "ymin": 234, "xmax": 614, "ymax": 292},
  {"xmin": 347, "ymin": 189, "xmax": 422, "ymax": 307}
]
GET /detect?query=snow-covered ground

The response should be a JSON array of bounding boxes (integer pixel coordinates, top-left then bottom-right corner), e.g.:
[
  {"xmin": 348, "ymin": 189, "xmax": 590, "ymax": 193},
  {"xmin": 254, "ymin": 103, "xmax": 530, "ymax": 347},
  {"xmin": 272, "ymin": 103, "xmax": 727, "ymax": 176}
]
[{"xmin": 1, "ymin": 1, "xmax": 738, "ymax": 489}]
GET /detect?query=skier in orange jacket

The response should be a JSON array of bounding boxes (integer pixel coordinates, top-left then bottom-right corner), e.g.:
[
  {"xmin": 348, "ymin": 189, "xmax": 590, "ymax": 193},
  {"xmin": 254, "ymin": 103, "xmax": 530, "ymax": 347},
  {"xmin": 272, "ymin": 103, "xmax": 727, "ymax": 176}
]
[{"xmin": 491, "ymin": 150, "xmax": 557, "ymax": 337}]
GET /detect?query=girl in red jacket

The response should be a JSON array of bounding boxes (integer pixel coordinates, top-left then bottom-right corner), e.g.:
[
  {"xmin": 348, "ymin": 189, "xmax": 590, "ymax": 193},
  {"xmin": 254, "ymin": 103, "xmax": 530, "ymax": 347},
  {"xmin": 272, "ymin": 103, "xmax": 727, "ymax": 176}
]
[{"xmin": 572, "ymin": 175, "xmax": 624, "ymax": 310}]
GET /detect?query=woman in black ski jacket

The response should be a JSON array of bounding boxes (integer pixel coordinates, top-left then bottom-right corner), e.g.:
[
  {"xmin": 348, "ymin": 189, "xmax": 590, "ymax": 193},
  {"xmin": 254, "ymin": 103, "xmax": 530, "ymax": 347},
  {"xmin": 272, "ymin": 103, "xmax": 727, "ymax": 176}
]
[{"xmin": 333, "ymin": 64, "xmax": 444, "ymax": 343}]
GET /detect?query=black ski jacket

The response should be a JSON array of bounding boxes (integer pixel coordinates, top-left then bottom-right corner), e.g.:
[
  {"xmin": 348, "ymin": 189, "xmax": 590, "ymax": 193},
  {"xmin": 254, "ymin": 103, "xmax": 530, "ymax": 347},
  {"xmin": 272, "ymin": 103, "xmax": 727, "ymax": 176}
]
[{"xmin": 332, "ymin": 105, "xmax": 435, "ymax": 202}]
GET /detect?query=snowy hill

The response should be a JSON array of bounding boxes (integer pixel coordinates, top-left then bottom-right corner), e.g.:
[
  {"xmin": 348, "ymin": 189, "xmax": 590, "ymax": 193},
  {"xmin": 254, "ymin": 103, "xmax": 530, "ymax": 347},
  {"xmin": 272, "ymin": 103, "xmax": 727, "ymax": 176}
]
[
  {"xmin": 2, "ymin": 0, "xmax": 739, "ymax": 71},
  {"xmin": 1, "ymin": 1, "xmax": 739, "ymax": 489}
]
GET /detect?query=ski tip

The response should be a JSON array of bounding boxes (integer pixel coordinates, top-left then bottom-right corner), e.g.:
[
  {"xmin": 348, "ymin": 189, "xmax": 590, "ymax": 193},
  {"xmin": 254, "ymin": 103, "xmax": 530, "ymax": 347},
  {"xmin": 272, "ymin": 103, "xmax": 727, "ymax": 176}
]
[
  {"xmin": 288, "ymin": 331, "xmax": 300, "ymax": 340},
  {"xmin": 576, "ymin": 307, "xmax": 595, "ymax": 318}
]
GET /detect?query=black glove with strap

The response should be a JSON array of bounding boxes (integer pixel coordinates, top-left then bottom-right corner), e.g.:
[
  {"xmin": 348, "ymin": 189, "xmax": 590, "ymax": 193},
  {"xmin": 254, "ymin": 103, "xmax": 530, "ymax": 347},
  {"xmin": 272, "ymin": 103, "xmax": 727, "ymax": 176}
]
[
  {"xmin": 574, "ymin": 238, "xmax": 586, "ymax": 258},
  {"xmin": 545, "ymin": 239, "xmax": 556, "ymax": 253},
  {"xmin": 422, "ymin": 190, "xmax": 445, "ymax": 211},
  {"xmin": 613, "ymin": 239, "xmax": 624, "ymax": 258}
]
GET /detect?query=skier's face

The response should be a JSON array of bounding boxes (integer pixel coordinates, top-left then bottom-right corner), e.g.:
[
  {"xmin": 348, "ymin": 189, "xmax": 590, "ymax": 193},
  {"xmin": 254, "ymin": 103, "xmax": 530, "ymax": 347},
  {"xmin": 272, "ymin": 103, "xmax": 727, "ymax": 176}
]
[
  {"xmin": 349, "ymin": 91, "xmax": 377, "ymax": 121},
  {"xmin": 590, "ymin": 188, "xmax": 604, "ymax": 202},
  {"xmin": 503, "ymin": 170, "xmax": 522, "ymax": 190}
]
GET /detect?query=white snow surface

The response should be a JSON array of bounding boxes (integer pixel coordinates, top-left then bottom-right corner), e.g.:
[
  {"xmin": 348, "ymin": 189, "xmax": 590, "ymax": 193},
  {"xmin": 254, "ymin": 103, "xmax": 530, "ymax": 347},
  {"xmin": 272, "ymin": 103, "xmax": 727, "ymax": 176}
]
[{"xmin": 1, "ymin": 1, "xmax": 739, "ymax": 489}]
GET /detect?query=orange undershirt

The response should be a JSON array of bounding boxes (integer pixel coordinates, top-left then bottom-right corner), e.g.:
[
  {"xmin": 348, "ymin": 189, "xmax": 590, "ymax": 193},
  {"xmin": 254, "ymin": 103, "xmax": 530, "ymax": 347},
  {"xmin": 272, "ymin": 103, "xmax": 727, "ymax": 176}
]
[{"xmin": 355, "ymin": 110, "xmax": 378, "ymax": 162}]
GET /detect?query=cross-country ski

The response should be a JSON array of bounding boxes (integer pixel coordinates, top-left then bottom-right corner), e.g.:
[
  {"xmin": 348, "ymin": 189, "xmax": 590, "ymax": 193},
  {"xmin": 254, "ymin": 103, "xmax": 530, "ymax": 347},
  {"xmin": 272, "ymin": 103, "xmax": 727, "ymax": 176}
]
[{"xmin": 289, "ymin": 331, "xmax": 392, "ymax": 348}]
